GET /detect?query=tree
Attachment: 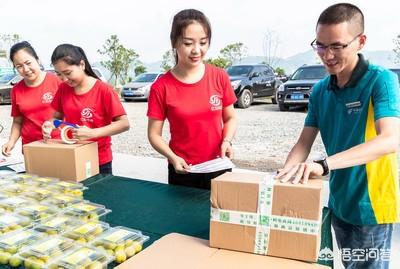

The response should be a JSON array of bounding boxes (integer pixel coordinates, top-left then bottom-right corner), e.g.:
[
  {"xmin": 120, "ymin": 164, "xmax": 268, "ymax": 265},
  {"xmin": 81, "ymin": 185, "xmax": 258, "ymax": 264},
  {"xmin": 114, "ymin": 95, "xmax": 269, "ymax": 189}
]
[
  {"xmin": 161, "ymin": 50, "xmax": 175, "ymax": 71},
  {"xmin": 274, "ymin": 67, "xmax": 286, "ymax": 76},
  {"xmin": 263, "ymin": 29, "xmax": 281, "ymax": 68},
  {"xmin": 394, "ymin": 34, "xmax": 400, "ymax": 64},
  {"xmin": 98, "ymin": 35, "xmax": 139, "ymax": 87},
  {"xmin": 0, "ymin": 34, "xmax": 21, "ymax": 59},
  {"xmin": 206, "ymin": 57, "xmax": 230, "ymax": 69},
  {"xmin": 219, "ymin": 42, "xmax": 247, "ymax": 66},
  {"xmin": 134, "ymin": 64, "xmax": 147, "ymax": 76}
]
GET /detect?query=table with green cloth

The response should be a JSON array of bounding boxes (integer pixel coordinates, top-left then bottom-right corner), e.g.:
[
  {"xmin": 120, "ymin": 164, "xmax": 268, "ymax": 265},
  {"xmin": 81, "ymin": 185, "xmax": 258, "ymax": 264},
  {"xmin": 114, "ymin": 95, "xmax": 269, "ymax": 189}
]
[
  {"xmin": 0, "ymin": 167, "xmax": 334, "ymax": 268},
  {"xmin": 82, "ymin": 174, "xmax": 334, "ymax": 268}
]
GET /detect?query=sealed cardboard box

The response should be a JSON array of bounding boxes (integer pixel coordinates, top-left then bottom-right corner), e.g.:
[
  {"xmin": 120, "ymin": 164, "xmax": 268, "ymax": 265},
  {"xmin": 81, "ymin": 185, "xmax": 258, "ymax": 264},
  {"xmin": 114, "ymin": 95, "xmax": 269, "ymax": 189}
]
[
  {"xmin": 23, "ymin": 140, "xmax": 99, "ymax": 182},
  {"xmin": 116, "ymin": 233, "xmax": 329, "ymax": 269},
  {"xmin": 210, "ymin": 172, "xmax": 323, "ymax": 262}
]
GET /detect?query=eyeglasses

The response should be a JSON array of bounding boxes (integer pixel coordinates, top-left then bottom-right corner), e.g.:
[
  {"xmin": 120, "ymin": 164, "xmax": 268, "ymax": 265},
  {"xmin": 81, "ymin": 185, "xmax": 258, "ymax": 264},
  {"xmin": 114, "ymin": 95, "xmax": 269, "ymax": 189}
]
[{"xmin": 310, "ymin": 34, "xmax": 362, "ymax": 54}]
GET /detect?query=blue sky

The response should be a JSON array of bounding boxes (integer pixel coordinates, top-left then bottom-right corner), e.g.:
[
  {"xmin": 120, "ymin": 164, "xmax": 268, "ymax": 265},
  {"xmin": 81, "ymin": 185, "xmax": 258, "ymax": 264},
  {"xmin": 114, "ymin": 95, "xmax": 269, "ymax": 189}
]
[{"xmin": 1, "ymin": 0, "xmax": 399, "ymax": 66}]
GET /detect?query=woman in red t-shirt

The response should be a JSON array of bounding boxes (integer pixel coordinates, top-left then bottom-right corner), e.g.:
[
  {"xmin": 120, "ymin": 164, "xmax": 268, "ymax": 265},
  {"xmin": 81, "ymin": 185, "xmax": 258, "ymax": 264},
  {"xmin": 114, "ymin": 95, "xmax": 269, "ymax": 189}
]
[
  {"xmin": 1, "ymin": 41, "xmax": 61, "ymax": 157},
  {"xmin": 42, "ymin": 44, "xmax": 130, "ymax": 175},
  {"xmin": 147, "ymin": 9, "xmax": 237, "ymax": 189}
]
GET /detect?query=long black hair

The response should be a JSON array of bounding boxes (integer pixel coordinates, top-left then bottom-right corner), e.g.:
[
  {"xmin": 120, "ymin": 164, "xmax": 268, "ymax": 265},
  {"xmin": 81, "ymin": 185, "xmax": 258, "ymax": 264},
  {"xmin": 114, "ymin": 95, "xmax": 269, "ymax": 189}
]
[
  {"xmin": 10, "ymin": 41, "xmax": 39, "ymax": 65},
  {"xmin": 51, "ymin": 44, "xmax": 99, "ymax": 79},
  {"xmin": 170, "ymin": 9, "xmax": 212, "ymax": 64}
]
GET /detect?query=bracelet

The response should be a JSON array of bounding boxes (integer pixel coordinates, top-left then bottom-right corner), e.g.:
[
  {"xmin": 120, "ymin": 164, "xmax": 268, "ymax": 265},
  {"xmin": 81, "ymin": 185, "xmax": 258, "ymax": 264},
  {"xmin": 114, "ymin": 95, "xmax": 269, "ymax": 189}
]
[{"xmin": 222, "ymin": 139, "xmax": 232, "ymax": 146}]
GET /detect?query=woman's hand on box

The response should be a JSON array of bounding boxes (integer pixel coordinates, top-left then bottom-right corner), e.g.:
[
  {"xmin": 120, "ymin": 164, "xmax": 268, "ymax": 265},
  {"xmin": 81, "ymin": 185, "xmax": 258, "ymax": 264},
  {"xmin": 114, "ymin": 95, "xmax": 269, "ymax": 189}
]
[{"xmin": 42, "ymin": 121, "xmax": 54, "ymax": 140}]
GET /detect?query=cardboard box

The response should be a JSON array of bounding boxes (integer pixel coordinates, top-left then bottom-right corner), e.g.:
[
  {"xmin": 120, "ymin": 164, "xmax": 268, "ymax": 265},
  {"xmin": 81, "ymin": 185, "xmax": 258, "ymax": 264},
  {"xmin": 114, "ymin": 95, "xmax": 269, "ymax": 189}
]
[
  {"xmin": 210, "ymin": 172, "xmax": 323, "ymax": 262},
  {"xmin": 23, "ymin": 139, "xmax": 99, "ymax": 182},
  {"xmin": 116, "ymin": 233, "xmax": 329, "ymax": 269}
]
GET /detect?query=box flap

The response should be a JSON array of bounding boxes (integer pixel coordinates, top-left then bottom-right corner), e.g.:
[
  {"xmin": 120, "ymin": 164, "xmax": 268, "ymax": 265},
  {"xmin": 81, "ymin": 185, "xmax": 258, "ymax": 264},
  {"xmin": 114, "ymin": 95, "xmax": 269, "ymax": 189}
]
[
  {"xmin": 115, "ymin": 233, "xmax": 330, "ymax": 269},
  {"xmin": 24, "ymin": 140, "xmax": 95, "ymax": 149}
]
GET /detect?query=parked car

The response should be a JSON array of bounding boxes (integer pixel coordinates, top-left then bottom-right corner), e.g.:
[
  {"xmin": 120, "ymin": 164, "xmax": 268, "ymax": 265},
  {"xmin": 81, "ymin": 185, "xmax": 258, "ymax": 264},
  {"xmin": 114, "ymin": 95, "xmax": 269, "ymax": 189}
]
[
  {"xmin": 227, "ymin": 64, "xmax": 280, "ymax": 108},
  {"xmin": 276, "ymin": 64, "xmax": 328, "ymax": 111},
  {"xmin": 390, "ymin": 68, "xmax": 400, "ymax": 83},
  {"xmin": 121, "ymin": 72, "xmax": 163, "ymax": 101},
  {"xmin": 0, "ymin": 72, "xmax": 22, "ymax": 104}
]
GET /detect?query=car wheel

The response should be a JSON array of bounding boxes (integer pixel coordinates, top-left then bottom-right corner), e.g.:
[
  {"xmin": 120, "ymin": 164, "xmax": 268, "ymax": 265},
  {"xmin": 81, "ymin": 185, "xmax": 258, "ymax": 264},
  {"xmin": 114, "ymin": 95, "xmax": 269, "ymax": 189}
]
[
  {"xmin": 237, "ymin": 89, "xmax": 252, "ymax": 109},
  {"xmin": 278, "ymin": 103, "xmax": 289, "ymax": 111},
  {"xmin": 271, "ymin": 91, "xmax": 277, "ymax": 104}
]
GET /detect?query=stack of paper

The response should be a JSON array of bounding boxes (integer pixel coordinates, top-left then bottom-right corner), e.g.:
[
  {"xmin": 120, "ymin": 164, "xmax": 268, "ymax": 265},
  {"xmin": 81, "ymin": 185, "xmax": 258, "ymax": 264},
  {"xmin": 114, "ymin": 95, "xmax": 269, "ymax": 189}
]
[{"xmin": 189, "ymin": 158, "xmax": 235, "ymax": 173}]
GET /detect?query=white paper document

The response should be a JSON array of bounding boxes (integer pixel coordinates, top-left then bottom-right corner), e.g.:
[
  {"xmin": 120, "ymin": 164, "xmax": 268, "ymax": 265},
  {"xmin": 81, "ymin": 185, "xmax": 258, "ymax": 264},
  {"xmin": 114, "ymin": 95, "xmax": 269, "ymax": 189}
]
[
  {"xmin": 7, "ymin": 163, "xmax": 26, "ymax": 173},
  {"xmin": 188, "ymin": 158, "xmax": 235, "ymax": 173},
  {"xmin": 0, "ymin": 156, "xmax": 24, "ymax": 167}
]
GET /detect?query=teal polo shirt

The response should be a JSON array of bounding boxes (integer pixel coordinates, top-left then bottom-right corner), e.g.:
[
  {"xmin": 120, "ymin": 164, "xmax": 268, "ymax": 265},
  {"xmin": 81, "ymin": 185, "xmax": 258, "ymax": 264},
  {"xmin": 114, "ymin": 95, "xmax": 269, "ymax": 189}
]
[{"xmin": 305, "ymin": 55, "xmax": 400, "ymax": 225}]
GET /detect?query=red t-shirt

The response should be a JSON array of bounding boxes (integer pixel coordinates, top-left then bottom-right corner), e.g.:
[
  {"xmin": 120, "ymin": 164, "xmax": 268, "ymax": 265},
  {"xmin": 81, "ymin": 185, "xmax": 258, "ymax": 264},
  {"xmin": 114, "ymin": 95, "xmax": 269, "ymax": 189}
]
[
  {"xmin": 11, "ymin": 72, "xmax": 61, "ymax": 145},
  {"xmin": 147, "ymin": 64, "xmax": 237, "ymax": 165},
  {"xmin": 51, "ymin": 80, "xmax": 126, "ymax": 165}
]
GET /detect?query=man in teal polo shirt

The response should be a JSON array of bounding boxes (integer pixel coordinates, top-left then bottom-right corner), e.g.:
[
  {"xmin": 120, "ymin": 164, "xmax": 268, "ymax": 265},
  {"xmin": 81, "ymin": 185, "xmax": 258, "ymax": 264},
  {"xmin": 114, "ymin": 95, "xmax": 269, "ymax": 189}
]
[{"xmin": 276, "ymin": 3, "xmax": 399, "ymax": 268}]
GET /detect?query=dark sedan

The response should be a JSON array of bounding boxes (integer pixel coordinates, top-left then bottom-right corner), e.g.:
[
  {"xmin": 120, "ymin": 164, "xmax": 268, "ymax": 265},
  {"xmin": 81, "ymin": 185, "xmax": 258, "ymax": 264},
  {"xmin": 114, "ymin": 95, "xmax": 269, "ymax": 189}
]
[{"xmin": 0, "ymin": 72, "xmax": 21, "ymax": 104}]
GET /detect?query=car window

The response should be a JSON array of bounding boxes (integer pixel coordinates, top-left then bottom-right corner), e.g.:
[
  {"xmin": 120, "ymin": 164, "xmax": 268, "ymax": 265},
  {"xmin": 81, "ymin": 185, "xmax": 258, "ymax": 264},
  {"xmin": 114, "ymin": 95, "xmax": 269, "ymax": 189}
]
[
  {"xmin": 134, "ymin": 73, "xmax": 159, "ymax": 82},
  {"xmin": 261, "ymin": 66, "xmax": 274, "ymax": 76},
  {"xmin": 0, "ymin": 73, "xmax": 16, "ymax": 84},
  {"xmin": 291, "ymin": 66, "xmax": 327, "ymax": 80},
  {"xmin": 226, "ymin": 66, "xmax": 253, "ymax": 77}
]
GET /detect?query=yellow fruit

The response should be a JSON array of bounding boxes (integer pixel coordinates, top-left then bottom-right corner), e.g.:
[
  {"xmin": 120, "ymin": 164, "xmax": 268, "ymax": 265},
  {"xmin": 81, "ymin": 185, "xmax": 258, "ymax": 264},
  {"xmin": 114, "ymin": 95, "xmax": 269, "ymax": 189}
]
[
  {"xmin": 115, "ymin": 250, "xmax": 127, "ymax": 263},
  {"xmin": 72, "ymin": 190, "xmax": 83, "ymax": 196},
  {"xmin": 94, "ymin": 227, "xmax": 103, "ymax": 235},
  {"xmin": 106, "ymin": 249, "xmax": 114, "ymax": 256},
  {"xmin": 88, "ymin": 261, "xmax": 102, "ymax": 269},
  {"xmin": 125, "ymin": 246, "xmax": 136, "ymax": 258},
  {"xmin": 105, "ymin": 242, "xmax": 116, "ymax": 250},
  {"xmin": 125, "ymin": 239, "xmax": 133, "ymax": 247},
  {"xmin": 115, "ymin": 246, "xmax": 125, "ymax": 253},
  {"xmin": 47, "ymin": 230, "xmax": 57, "ymax": 235},
  {"xmin": 133, "ymin": 242, "xmax": 142, "ymax": 253},
  {"xmin": 9, "ymin": 256, "xmax": 22, "ymax": 267},
  {"xmin": 41, "ymin": 255, "xmax": 50, "ymax": 263},
  {"xmin": 6, "ymin": 246, "xmax": 18, "ymax": 254},
  {"xmin": 76, "ymin": 237, "xmax": 87, "ymax": 244},
  {"xmin": 86, "ymin": 235, "xmax": 95, "ymax": 242},
  {"xmin": 31, "ymin": 259, "xmax": 45, "ymax": 269},
  {"xmin": 89, "ymin": 213, "xmax": 99, "ymax": 221},
  {"xmin": 24, "ymin": 256, "xmax": 36, "ymax": 268},
  {"xmin": 0, "ymin": 252, "xmax": 11, "ymax": 264},
  {"xmin": 96, "ymin": 246, "xmax": 106, "ymax": 252}
]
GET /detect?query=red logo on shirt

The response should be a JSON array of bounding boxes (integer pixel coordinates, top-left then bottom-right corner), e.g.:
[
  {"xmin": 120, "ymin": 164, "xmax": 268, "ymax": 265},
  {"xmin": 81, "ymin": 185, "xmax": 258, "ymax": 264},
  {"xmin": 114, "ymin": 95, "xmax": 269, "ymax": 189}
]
[
  {"xmin": 209, "ymin": 95, "xmax": 222, "ymax": 111},
  {"xmin": 42, "ymin": 92, "xmax": 54, "ymax": 103},
  {"xmin": 80, "ymin": 108, "xmax": 94, "ymax": 122}
]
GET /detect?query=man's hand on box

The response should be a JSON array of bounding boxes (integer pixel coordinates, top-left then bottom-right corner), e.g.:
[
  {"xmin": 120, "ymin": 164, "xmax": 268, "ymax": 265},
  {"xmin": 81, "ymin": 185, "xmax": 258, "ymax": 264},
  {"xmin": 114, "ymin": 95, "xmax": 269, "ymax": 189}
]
[
  {"xmin": 275, "ymin": 162, "xmax": 323, "ymax": 184},
  {"xmin": 42, "ymin": 121, "xmax": 54, "ymax": 140}
]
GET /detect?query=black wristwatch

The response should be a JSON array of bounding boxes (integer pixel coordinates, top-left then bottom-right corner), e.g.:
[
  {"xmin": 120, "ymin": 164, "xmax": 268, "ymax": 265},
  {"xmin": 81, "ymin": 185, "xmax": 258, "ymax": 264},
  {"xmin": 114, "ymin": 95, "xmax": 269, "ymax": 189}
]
[{"xmin": 313, "ymin": 158, "xmax": 329, "ymax": 176}]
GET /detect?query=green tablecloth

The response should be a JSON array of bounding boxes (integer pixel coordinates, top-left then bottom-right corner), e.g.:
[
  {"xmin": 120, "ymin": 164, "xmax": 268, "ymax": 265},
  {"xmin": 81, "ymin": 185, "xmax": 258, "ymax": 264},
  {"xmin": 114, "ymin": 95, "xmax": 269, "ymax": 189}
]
[
  {"xmin": 0, "ymin": 168, "xmax": 333, "ymax": 268},
  {"xmin": 83, "ymin": 175, "xmax": 333, "ymax": 268}
]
